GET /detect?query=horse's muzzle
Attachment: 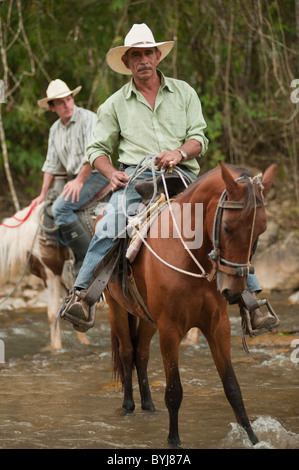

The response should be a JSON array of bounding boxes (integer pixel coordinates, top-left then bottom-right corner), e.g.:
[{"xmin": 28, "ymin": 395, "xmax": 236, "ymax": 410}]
[{"xmin": 220, "ymin": 288, "xmax": 241, "ymax": 305}]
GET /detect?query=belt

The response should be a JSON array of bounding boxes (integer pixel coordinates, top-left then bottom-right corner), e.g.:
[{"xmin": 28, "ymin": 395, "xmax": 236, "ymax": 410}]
[
  {"xmin": 118, "ymin": 162, "xmax": 130, "ymax": 171},
  {"xmin": 118, "ymin": 162, "xmax": 187, "ymax": 171}
]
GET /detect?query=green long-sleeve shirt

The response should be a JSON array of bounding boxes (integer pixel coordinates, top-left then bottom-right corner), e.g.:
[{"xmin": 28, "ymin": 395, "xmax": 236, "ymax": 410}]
[{"xmin": 87, "ymin": 71, "xmax": 208, "ymax": 175}]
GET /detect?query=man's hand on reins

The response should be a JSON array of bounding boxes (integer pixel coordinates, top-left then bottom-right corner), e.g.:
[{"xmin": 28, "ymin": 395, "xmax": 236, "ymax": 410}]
[
  {"xmin": 92, "ymin": 155, "xmax": 129, "ymax": 192},
  {"xmin": 155, "ymin": 150, "xmax": 183, "ymax": 170},
  {"xmin": 110, "ymin": 170, "xmax": 130, "ymax": 192}
]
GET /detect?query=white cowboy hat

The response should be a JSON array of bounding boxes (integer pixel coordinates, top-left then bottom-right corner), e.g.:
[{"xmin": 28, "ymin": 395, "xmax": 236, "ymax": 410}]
[
  {"xmin": 37, "ymin": 79, "xmax": 82, "ymax": 108},
  {"xmin": 106, "ymin": 23, "xmax": 175, "ymax": 75}
]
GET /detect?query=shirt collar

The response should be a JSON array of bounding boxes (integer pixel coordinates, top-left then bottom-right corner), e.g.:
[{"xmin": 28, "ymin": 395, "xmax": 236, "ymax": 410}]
[{"xmin": 125, "ymin": 70, "xmax": 174, "ymax": 100}]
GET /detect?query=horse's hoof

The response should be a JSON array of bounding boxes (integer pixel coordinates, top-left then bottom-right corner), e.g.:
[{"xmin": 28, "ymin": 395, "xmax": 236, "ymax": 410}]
[
  {"xmin": 122, "ymin": 401, "xmax": 135, "ymax": 414},
  {"xmin": 142, "ymin": 402, "xmax": 155, "ymax": 412},
  {"xmin": 247, "ymin": 428, "xmax": 259, "ymax": 446},
  {"xmin": 167, "ymin": 436, "xmax": 181, "ymax": 448}
]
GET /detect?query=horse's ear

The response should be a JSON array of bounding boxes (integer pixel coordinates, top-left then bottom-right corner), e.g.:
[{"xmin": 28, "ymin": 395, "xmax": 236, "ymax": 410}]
[
  {"xmin": 261, "ymin": 163, "xmax": 278, "ymax": 198},
  {"xmin": 219, "ymin": 161, "xmax": 241, "ymax": 198}
]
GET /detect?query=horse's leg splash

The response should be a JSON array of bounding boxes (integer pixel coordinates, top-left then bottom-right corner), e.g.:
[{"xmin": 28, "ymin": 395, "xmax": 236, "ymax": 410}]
[
  {"xmin": 222, "ymin": 364, "xmax": 258, "ymax": 445},
  {"xmin": 203, "ymin": 316, "xmax": 259, "ymax": 446},
  {"xmin": 159, "ymin": 328, "xmax": 183, "ymax": 447}
]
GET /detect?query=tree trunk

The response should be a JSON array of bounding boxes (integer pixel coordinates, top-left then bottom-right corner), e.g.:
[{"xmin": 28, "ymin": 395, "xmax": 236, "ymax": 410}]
[{"xmin": 0, "ymin": 104, "xmax": 20, "ymax": 212}]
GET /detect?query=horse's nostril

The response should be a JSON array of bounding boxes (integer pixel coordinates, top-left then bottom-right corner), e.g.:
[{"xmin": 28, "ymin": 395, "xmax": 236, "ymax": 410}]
[
  {"xmin": 221, "ymin": 288, "xmax": 233, "ymax": 300},
  {"xmin": 221, "ymin": 288, "xmax": 241, "ymax": 305}
]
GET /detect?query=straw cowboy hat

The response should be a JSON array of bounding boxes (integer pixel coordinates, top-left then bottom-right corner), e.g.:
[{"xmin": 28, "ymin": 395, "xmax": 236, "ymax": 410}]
[
  {"xmin": 37, "ymin": 79, "xmax": 82, "ymax": 108},
  {"xmin": 106, "ymin": 23, "xmax": 175, "ymax": 75}
]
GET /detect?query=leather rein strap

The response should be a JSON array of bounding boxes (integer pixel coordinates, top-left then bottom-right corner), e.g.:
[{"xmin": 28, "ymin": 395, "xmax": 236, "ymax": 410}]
[{"xmin": 209, "ymin": 176, "xmax": 264, "ymax": 278}]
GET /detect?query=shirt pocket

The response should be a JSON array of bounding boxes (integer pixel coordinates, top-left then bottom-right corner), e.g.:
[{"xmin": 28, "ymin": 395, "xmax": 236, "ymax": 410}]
[{"xmin": 159, "ymin": 99, "xmax": 187, "ymax": 140}]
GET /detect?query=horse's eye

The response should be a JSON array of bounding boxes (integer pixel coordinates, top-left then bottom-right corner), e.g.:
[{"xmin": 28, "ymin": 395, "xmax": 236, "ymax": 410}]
[{"xmin": 223, "ymin": 223, "xmax": 231, "ymax": 234}]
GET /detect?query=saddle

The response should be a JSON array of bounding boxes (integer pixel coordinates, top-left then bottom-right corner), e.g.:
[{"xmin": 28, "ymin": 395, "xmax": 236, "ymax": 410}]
[
  {"xmin": 79, "ymin": 173, "xmax": 192, "ymax": 324},
  {"xmin": 134, "ymin": 173, "xmax": 189, "ymax": 205},
  {"xmin": 39, "ymin": 175, "xmax": 111, "ymax": 289}
]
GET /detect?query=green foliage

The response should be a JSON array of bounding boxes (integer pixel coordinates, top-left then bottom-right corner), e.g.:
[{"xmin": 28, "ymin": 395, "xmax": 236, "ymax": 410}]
[{"xmin": 0, "ymin": 0, "xmax": 298, "ymax": 197}]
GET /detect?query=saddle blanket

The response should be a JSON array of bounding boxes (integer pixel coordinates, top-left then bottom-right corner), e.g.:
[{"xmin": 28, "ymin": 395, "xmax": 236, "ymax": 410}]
[{"xmin": 126, "ymin": 195, "xmax": 169, "ymax": 263}]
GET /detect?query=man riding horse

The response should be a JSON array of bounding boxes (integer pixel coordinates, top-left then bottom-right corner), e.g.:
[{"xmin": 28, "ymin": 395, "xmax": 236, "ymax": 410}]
[
  {"xmin": 33, "ymin": 79, "xmax": 109, "ymax": 274},
  {"xmin": 60, "ymin": 23, "xmax": 277, "ymax": 334}
]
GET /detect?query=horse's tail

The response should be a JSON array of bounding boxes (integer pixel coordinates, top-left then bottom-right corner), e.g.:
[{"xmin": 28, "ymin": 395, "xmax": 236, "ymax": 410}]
[
  {"xmin": 111, "ymin": 330, "xmax": 122, "ymax": 382},
  {"xmin": 111, "ymin": 313, "xmax": 138, "ymax": 385}
]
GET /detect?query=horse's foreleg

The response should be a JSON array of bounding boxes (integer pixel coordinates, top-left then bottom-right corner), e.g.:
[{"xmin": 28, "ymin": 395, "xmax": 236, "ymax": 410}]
[
  {"xmin": 159, "ymin": 328, "xmax": 183, "ymax": 447},
  {"xmin": 183, "ymin": 327, "xmax": 200, "ymax": 345},
  {"xmin": 46, "ymin": 273, "xmax": 63, "ymax": 351},
  {"xmin": 222, "ymin": 363, "xmax": 258, "ymax": 445},
  {"xmin": 204, "ymin": 315, "xmax": 259, "ymax": 446},
  {"xmin": 134, "ymin": 320, "xmax": 156, "ymax": 411}
]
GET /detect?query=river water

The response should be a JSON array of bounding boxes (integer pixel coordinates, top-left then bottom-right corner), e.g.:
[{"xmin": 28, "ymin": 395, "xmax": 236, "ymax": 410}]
[{"xmin": 0, "ymin": 293, "xmax": 298, "ymax": 451}]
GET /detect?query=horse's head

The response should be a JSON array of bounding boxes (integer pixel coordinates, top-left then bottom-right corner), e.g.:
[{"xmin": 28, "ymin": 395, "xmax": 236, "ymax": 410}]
[{"xmin": 210, "ymin": 162, "xmax": 278, "ymax": 304}]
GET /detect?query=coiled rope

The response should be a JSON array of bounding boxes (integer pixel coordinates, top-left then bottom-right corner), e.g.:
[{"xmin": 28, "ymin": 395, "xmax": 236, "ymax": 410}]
[{"xmin": 122, "ymin": 155, "xmax": 209, "ymax": 279}]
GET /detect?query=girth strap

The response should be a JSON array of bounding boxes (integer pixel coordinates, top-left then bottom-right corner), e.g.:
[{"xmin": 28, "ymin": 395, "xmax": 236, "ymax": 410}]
[
  {"xmin": 127, "ymin": 267, "xmax": 155, "ymax": 324},
  {"xmin": 82, "ymin": 239, "xmax": 123, "ymax": 306}
]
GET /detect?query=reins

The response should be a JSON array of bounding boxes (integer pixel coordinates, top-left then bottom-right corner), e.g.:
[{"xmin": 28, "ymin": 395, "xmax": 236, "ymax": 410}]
[
  {"xmin": 124, "ymin": 155, "xmax": 210, "ymax": 280},
  {"xmin": 124, "ymin": 158, "xmax": 265, "ymax": 282},
  {"xmin": 0, "ymin": 201, "xmax": 37, "ymax": 228},
  {"xmin": 121, "ymin": 154, "xmax": 193, "ymax": 220},
  {"xmin": 0, "ymin": 203, "xmax": 40, "ymax": 306},
  {"xmin": 208, "ymin": 175, "xmax": 264, "ymax": 279},
  {"xmin": 0, "ymin": 221, "xmax": 40, "ymax": 306}
]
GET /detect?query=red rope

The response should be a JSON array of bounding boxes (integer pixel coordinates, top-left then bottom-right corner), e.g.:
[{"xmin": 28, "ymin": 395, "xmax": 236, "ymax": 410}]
[{"xmin": 0, "ymin": 201, "xmax": 37, "ymax": 228}]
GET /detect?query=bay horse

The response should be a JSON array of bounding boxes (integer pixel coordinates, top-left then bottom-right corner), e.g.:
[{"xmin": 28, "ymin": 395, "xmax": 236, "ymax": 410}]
[
  {"xmin": 105, "ymin": 161, "xmax": 278, "ymax": 447},
  {"xmin": 0, "ymin": 181, "xmax": 110, "ymax": 351}
]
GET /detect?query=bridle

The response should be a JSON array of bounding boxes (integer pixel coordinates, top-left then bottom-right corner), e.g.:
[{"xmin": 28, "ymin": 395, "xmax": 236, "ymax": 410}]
[
  {"xmin": 208, "ymin": 175, "xmax": 265, "ymax": 279},
  {"xmin": 124, "ymin": 159, "xmax": 266, "ymax": 283}
]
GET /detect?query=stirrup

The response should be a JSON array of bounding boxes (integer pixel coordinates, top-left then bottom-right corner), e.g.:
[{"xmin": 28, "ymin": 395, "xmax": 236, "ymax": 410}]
[
  {"xmin": 59, "ymin": 289, "xmax": 97, "ymax": 333},
  {"xmin": 238, "ymin": 290, "xmax": 280, "ymax": 338}
]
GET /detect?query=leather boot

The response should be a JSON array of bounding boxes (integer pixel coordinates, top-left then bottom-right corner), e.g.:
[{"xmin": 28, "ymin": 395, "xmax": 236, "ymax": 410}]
[
  {"xmin": 250, "ymin": 308, "xmax": 277, "ymax": 330},
  {"xmin": 67, "ymin": 290, "xmax": 90, "ymax": 321},
  {"xmin": 60, "ymin": 288, "xmax": 96, "ymax": 333},
  {"xmin": 60, "ymin": 219, "xmax": 91, "ymax": 274}
]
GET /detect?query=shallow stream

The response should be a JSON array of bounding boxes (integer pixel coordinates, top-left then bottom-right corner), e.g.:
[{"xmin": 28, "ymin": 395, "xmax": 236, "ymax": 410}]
[{"xmin": 0, "ymin": 293, "xmax": 298, "ymax": 450}]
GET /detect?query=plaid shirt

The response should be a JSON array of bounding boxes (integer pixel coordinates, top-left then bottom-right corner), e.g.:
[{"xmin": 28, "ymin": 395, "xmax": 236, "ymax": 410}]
[{"xmin": 42, "ymin": 105, "xmax": 97, "ymax": 175}]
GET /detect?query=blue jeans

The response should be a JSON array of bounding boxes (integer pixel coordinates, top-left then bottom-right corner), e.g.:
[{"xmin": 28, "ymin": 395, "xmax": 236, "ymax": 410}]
[
  {"xmin": 52, "ymin": 172, "xmax": 109, "ymax": 226},
  {"xmin": 75, "ymin": 165, "xmax": 196, "ymax": 289},
  {"xmin": 247, "ymin": 273, "xmax": 261, "ymax": 293}
]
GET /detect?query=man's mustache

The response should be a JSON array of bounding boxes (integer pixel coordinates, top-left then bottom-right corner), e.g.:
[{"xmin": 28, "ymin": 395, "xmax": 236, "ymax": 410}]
[{"xmin": 138, "ymin": 66, "xmax": 152, "ymax": 72}]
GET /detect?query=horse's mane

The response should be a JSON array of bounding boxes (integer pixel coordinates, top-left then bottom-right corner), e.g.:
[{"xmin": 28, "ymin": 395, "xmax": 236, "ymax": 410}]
[
  {"xmin": 181, "ymin": 164, "xmax": 260, "ymax": 219},
  {"xmin": 0, "ymin": 204, "xmax": 41, "ymax": 285}
]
